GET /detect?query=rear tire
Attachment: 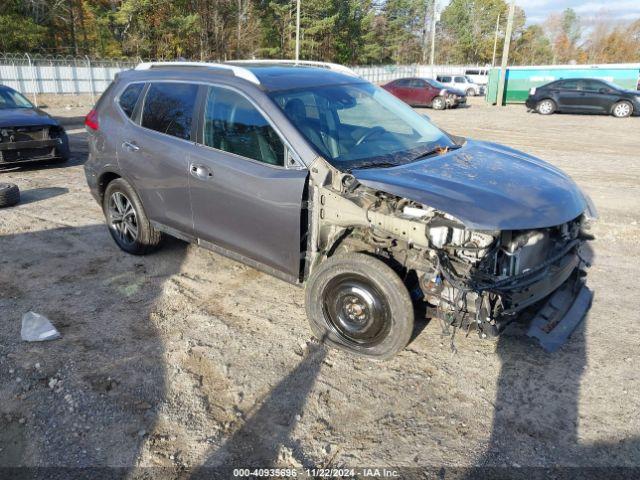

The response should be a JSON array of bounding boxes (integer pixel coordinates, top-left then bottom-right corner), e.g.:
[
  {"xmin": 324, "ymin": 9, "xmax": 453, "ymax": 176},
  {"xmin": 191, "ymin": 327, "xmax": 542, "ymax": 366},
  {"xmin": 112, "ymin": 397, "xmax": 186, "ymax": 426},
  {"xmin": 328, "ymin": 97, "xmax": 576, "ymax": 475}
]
[
  {"xmin": 103, "ymin": 178, "xmax": 162, "ymax": 255},
  {"xmin": 431, "ymin": 96, "xmax": 446, "ymax": 110},
  {"xmin": 612, "ymin": 100, "xmax": 632, "ymax": 118},
  {"xmin": 305, "ymin": 253, "xmax": 414, "ymax": 360},
  {"xmin": 466, "ymin": 88, "xmax": 475, "ymax": 97},
  {"xmin": 0, "ymin": 183, "xmax": 20, "ymax": 208},
  {"xmin": 536, "ymin": 99, "xmax": 556, "ymax": 115}
]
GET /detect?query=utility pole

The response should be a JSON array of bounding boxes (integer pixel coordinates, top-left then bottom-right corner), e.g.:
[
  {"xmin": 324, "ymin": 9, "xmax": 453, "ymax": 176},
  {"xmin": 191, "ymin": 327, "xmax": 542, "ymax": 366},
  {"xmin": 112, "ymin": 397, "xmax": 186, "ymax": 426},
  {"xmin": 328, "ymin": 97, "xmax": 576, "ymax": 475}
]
[
  {"xmin": 295, "ymin": 0, "xmax": 301, "ymax": 63},
  {"xmin": 429, "ymin": 1, "xmax": 437, "ymax": 78},
  {"xmin": 421, "ymin": 0, "xmax": 430, "ymax": 64},
  {"xmin": 496, "ymin": 0, "xmax": 515, "ymax": 106},
  {"xmin": 491, "ymin": 13, "xmax": 500, "ymax": 67}
]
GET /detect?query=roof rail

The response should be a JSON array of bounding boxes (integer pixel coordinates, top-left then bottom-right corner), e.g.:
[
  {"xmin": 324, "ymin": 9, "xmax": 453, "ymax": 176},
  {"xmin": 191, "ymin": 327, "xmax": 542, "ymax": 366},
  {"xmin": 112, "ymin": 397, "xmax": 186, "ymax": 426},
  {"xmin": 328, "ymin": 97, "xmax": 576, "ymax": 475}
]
[
  {"xmin": 135, "ymin": 61, "xmax": 260, "ymax": 85},
  {"xmin": 228, "ymin": 59, "xmax": 360, "ymax": 78}
]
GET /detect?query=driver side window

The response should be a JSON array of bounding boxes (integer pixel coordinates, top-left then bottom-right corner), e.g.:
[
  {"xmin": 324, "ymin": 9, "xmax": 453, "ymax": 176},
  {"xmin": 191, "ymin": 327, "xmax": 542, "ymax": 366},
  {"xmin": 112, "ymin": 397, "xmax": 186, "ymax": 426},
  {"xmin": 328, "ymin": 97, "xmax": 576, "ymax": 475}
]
[{"xmin": 203, "ymin": 86, "xmax": 285, "ymax": 166}]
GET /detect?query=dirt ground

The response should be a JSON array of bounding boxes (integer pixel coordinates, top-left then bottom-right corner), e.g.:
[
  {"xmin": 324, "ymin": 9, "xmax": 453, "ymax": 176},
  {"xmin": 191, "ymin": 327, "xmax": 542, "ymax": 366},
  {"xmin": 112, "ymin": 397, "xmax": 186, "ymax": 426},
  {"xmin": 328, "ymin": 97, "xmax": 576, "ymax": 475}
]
[{"xmin": 1, "ymin": 96, "xmax": 639, "ymax": 477}]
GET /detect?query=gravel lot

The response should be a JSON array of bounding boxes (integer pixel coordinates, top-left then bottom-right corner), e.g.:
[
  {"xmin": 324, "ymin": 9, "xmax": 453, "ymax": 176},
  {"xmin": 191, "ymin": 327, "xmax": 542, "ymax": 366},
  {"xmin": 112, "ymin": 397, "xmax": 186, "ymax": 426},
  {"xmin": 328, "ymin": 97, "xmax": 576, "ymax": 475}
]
[{"xmin": 1, "ymin": 97, "xmax": 639, "ymax": 476}]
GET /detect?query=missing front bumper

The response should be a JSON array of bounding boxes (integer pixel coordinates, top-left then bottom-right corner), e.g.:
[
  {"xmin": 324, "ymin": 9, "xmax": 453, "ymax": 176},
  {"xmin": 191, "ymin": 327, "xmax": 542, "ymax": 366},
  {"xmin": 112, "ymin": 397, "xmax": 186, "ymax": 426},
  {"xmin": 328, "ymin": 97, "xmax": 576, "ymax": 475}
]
[{"xmin": 526, "ymin": 274, "xmax": 593, "ymax": 352}]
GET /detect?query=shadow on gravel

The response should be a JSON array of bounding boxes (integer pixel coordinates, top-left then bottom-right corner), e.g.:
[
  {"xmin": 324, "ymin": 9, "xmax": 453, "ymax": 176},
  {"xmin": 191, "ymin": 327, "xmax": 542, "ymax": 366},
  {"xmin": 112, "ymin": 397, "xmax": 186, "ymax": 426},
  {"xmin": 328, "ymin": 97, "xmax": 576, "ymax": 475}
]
[
  {"xmin": 0, "ymin": 225, "xmax": 187, "ymax": 469},
  {"xmin": 464, "ymin": 243, "xmax": 640, "ymax": 478},
  {"xmin": 190, "ymin": 343, "xmax": 327, "ymax": 479},
  {"xmin": 17, "ymin": 187, "xmax": 69, "ymax": 205}
]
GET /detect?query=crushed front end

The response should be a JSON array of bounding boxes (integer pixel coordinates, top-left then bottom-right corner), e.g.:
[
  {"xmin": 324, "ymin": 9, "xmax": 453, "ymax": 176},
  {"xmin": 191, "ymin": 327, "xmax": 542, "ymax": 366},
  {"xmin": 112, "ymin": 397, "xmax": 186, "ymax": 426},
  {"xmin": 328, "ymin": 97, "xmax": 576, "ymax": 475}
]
[
  {"xmin": 419, "ymin": 215, "xmax": 593, "ymax": 349},
  {"xmin": 307, "ymin": 158, "xmax": 594, "ymax": 351},
  {"xmin": 0, "ymin": 125, "xmax": 69, "ymax": 165}
]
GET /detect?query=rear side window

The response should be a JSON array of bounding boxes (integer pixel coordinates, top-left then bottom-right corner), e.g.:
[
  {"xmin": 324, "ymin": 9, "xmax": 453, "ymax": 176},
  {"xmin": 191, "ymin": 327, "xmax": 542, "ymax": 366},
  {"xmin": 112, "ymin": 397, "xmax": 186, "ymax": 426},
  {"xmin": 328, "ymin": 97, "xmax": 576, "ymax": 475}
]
[
  {"xmin": 559, "ymin": 80, "xmax": 578, "ymax": 90},
  {"xmin": 454, "ymin": 76, "xmax": 466, "ymax": 83},
  {"xmin": 439, "ymin": 76, "xmax": 452, "ymax": 83},
  {"xmin": 118, "ymin": 83, "xmax": 144, "ymax": 118},
  {"xmin": 141, "ymin": 82, "xmax": 198, "ymax": 140},
  {"xmin": 203, "ymin": 86, "xmax": 284, "ymax": 166},
  {"xmin": 408, "ymin": 79, "xmax": 426, "ymax": 88},
  {"xmin": 394, "ymin": 79, "xmax": 411, "ymax": 87}
]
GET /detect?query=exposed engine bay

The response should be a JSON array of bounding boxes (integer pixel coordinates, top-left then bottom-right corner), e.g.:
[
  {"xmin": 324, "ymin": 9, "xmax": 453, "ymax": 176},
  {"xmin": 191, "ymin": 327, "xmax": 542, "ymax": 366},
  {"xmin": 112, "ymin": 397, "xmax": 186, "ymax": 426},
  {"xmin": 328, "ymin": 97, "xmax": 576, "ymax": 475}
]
[{"xmin": 307, "ymin": 157, "xmax": 593, "ymax": 345}]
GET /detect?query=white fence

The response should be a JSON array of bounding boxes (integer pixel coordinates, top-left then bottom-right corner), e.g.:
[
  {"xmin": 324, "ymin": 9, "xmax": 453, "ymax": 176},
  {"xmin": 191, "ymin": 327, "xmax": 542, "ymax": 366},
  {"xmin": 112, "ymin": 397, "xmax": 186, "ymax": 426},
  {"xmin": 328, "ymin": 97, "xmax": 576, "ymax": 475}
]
[{"xmin": 0, "ymin": 53, "xmax": 480, "ymax": 102}]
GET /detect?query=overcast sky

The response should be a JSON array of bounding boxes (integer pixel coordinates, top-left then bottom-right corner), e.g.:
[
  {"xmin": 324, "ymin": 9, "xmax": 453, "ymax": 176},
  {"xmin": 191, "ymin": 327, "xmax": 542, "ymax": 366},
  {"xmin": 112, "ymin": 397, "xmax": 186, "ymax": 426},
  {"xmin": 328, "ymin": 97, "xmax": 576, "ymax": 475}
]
[{"xmin": 439, "ymin": 0, "xmax": 640, "ymax": 25}]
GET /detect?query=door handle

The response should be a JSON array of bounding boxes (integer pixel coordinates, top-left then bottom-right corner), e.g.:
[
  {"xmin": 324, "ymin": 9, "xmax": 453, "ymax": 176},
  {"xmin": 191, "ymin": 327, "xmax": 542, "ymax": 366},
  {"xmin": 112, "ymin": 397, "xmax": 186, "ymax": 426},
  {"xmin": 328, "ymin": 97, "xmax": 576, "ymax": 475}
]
[
  {"xmin": 122, "ymin": 141, "xmax": 140, "ymax": 152},
  {"xmin": 189, "ymin": 163, "xmax": 213, "ymax": 180}
]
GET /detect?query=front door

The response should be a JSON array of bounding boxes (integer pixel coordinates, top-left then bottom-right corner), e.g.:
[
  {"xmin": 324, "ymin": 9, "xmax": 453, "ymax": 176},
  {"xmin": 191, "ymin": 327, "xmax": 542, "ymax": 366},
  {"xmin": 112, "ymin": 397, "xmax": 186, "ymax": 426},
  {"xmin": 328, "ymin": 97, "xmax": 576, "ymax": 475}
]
[
  {"xmin": 580, "ymin": 79, "xmax": 617, "ymax": 113},
  {"xmin": 117, "ymin": 81, "xmax": 199, "ymax": 236},
  {"xmin": 188, "ymin": 85, "xmax": 307, "ymax": 280}
]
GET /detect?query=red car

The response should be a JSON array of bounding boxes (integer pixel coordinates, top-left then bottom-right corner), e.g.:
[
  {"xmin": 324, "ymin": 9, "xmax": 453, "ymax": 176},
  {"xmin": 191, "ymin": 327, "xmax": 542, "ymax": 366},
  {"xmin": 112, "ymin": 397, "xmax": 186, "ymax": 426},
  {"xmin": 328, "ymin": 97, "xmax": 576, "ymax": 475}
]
[{"xmin": 382, "ymin": 77, "xmax": 466, "ymax": 110}]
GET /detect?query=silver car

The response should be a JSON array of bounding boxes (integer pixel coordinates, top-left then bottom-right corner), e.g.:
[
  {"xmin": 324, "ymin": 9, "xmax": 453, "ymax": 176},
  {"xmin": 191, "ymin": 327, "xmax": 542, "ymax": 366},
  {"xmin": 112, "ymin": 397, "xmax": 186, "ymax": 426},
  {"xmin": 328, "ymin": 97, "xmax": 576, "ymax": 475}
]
[{"xmin": 84, "ymin": 61, "xmax": 594, "ymax": 359}]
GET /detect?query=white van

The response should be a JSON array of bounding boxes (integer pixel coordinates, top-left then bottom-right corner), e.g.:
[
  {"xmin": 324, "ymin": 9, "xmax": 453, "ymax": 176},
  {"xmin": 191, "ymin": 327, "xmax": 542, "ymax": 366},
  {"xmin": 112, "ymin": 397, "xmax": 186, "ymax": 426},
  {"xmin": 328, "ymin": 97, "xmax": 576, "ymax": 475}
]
[{"xmin": 464, "ymin": 68, "xmax": 489, "ymax": 86}]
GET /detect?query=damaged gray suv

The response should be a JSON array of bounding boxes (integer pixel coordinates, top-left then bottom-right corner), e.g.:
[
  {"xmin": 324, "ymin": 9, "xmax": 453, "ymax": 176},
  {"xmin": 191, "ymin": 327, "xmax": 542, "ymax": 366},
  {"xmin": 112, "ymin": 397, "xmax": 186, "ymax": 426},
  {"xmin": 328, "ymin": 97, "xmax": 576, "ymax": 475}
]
[{"xmin": 84, "ymin": 61, "xmax": 596, "ymax": 360}]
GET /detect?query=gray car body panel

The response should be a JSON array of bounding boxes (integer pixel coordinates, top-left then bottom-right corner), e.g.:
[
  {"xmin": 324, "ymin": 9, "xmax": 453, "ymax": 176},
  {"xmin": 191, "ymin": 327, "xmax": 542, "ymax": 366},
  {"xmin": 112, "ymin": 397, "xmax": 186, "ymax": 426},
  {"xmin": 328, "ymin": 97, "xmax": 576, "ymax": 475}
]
[
  {"xmin": 85, "ymin": 67, "xmax": 314, "ymax": 280},
  {"xmin": 353, "ymin": 140, "xmax": 588, "ymax": 230}
]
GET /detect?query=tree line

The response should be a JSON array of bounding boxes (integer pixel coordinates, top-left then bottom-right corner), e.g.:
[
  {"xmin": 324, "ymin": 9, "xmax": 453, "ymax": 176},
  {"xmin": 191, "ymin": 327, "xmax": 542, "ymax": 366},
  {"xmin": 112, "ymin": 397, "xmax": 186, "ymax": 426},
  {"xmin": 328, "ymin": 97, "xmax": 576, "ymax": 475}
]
[{"xmin": 1, "ymin": 0, "xmax": 639, "ymax": 66}]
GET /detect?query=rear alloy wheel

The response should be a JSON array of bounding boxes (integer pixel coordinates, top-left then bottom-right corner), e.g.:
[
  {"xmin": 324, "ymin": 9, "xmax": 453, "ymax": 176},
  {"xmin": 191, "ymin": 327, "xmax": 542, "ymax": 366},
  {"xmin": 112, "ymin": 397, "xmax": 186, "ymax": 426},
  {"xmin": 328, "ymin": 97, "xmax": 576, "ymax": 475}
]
[
  {"xmin": 0, "ymin": 182, "xmax": 20, "ymax": 208},
  {"xmin": 536, "ymin": 99, "xmax": 556, "ymax": 115},
  {"xmin": 305, "ymin": 253, "xmax": 414, "ymax": 360},
  {"xmin": 432, "ymin": 96, "xmax": 446, "ymax": 110},
  {"xmin": 103, "ymin": 178, "xmax": 162, "ymax": 255},
  {"xmin": 612, "ymin": 101, "xmax": 632, "ymax": 118}
]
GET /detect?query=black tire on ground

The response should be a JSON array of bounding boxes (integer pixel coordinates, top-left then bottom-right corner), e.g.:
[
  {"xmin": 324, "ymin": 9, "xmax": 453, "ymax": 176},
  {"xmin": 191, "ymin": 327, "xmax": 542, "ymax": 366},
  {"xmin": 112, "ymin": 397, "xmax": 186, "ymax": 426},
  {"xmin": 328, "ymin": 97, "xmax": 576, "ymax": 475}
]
[
  {"xmin": 102, "ymin": 178, "xmax": 162, "ymax": 255},
  {"xmin": 305, "ymin": 253, "xmax": 414, "ymax": 360},
  {"xmin": 612, "ymin": 100, "xmax": 633, "ymax": 118},
  {"xmin": 0, "ymin": 183, "xmax": 20, "ymax": 208},
  {"xmin": 536, "ymin": 98, "xmax": 556, "ymax": 115},
  {"xmin": 431, "ymin": 96, "xmax": 446, "ymax": 110}
]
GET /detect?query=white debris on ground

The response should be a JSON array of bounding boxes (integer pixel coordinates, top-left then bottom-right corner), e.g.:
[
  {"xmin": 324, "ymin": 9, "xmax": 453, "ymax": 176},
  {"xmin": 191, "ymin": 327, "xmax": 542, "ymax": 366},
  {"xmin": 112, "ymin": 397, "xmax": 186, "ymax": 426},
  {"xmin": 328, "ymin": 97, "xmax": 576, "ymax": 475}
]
[{"xmin": 21, "ymin": 312, "xmax": 61, "ymax": 342}]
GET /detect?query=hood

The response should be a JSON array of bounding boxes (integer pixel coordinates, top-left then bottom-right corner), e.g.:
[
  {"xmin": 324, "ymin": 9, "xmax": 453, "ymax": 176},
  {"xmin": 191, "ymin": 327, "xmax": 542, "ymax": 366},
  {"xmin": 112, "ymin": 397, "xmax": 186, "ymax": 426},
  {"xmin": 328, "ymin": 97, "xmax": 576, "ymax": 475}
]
[
  {"xmin": 0, "ymin": 108, "xmax": 58, "ymax": 128},
  {"xmin": 352, "ymin": 140, "xmax": 588, "ymax": 230},
  {"xmin": 446, "ymin": 88, "xmax": 466, "ymax": 96}
]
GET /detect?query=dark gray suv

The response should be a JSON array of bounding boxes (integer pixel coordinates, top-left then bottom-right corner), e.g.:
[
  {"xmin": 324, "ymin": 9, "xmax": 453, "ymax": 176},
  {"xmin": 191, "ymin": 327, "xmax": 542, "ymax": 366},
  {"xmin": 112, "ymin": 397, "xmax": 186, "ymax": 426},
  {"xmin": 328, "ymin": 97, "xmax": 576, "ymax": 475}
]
[{"xmin": 84, "ymin": 61, "xmax": 596, "ymax": 359}]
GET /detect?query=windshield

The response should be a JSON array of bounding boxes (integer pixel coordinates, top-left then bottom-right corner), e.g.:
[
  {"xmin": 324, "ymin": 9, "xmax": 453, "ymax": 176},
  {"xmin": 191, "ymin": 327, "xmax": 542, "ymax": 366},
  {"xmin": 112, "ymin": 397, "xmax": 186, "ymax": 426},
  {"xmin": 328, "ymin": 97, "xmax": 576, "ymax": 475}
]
[
  {"xmin": 270, "ymin": 82, "xmax": 454, "ymax": 170},
  {"xmin": 598, "ymin": 79, "xmax": 623, "ymax": 91},
  {"xmin": 0, "ymin": 88, "xmax": 34, "ymax": 109},
  {"xmin": 426, "ymin": 79, "xmax": 446, "ymax": 89}
]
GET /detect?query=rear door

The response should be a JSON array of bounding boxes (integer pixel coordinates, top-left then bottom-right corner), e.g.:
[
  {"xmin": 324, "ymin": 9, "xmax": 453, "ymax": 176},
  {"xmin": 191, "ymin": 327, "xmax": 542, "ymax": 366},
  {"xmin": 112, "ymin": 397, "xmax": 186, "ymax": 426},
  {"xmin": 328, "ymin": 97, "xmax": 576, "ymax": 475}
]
[
  {"xmin": 117, "ymin": 81, "xmax": 199, "ymax": 236},
  {"xmin": 555, "ymin": 79, "xmax": 583, "ymax": 111},
  {"xmin": 188, "ymin": 85, "xmax": 307, "ymax": 280},
  {"xmin": 407, "ymin": 79, "xmax": 430, "ymax": 105}
]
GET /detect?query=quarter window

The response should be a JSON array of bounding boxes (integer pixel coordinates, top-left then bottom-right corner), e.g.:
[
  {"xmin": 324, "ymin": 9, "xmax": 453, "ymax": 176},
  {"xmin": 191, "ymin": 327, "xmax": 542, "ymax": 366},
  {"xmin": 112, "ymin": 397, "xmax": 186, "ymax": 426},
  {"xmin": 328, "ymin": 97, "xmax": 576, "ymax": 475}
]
[
  {"xmin": 203, "ymin": 87, "xmax": 284, "ymax": 166},
  {"xmin": 141, "ymin": 82, "xmax": 198, "ymax": 140},
  {"xmin": 118, "ymin": 83, "xmax": 144, "ymax": 118}
]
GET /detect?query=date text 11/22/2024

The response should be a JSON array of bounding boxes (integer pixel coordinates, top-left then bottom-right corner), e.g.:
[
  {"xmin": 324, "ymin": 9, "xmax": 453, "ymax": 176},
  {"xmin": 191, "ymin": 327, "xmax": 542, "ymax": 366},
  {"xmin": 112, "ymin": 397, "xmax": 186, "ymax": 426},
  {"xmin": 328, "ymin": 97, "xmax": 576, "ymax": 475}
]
[{"xmin": 232, "ymin": 468, "xmax": 400, "ymax": 477}]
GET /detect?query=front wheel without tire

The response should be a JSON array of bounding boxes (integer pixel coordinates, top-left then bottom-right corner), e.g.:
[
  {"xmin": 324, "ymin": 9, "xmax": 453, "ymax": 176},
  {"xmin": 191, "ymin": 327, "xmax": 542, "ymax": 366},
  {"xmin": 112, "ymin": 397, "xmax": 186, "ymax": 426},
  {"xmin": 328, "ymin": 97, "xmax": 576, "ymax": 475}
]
[
  {"xmin": 305, "ymin": 253, "xmax": 414, "ymax": 360},
  {"xmin": 612, "ymin": 101, "xmax": 632, "ymax": 118},
  {"xmin": 103, "ymin": 178, "xmax": 162, "ymax": 255}
]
